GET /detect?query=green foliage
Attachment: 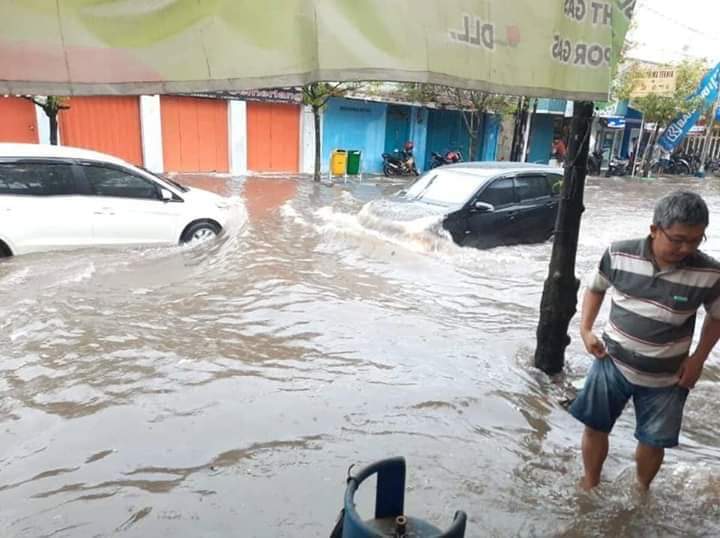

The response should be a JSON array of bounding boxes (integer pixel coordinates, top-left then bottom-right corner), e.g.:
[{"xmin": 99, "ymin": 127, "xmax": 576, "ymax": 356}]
[
  {"xmin": 25, "ymin": 95, "xmax": 70, "ymax": 115},
  {"xmin": 22, "ymin": 95, "xmax": 69, "ymax": 145},
  {"xmin": 612, "ymin": 62, "xmax": 643, "ymax": 102},
  {"xmin": 301, "ymin": 82, "xmax": 351, "ymax": 110},
  {"xmin": 397, "ymin": 83, "xmax": 517, "ymax": 116}
]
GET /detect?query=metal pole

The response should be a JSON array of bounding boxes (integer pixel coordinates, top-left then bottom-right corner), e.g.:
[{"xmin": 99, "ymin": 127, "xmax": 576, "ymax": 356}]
[
  {"xmin": 522, "ymin": 98, "xmax": 535, "ymax": 162},
  {"xmin": 698, "ymin": 94, "xmax": 720, "ymax": 177},
  {"xmin": 631, "ymin": 114, "xmax": 644, "ymax": 178}
]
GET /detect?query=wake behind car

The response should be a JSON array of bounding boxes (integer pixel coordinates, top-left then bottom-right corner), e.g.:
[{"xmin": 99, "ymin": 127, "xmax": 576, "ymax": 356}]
[
  {"xmin": 365, "ymin": 162, "xmax": 563, "ymax": 249},
  {"xmin": 0, "ymin": 143, "xmax": 230, "ymax": 257}
]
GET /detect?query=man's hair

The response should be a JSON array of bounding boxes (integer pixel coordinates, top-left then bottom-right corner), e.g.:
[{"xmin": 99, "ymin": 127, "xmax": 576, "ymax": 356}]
[{"xmin": 653, "ymin": 190, "xmax": 709, "ymax": 229}]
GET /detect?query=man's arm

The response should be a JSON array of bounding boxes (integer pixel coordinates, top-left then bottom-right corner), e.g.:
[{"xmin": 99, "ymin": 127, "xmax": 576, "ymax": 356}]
[
  {"xmin": 679, "ymin": 315, "xmax": 720, "ymax": 389},
  {"xmin": 580, "ymin": 288, "xmax": 607, "ymax": 358}
]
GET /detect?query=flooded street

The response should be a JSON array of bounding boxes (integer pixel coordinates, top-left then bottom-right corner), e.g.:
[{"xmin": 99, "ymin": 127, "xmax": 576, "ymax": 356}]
[{"xmin": 1, "ymin": 174, "xmax": 720, "ymax": 537}]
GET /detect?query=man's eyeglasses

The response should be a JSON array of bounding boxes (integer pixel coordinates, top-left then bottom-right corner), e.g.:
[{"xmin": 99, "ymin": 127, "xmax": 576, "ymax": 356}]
[{"xmin": 658, "ymin": 228, "xmax": 707, "ymax": 248}]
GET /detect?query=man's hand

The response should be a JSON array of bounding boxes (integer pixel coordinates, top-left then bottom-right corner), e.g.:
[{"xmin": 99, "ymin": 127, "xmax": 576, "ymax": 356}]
[
  {"xmin": 581, "ymin": 329, "xmax": 606, "ymax": 358},
  {"xmin": 678, "ymin": 354, "xmax": 705, "ymax": 389}
]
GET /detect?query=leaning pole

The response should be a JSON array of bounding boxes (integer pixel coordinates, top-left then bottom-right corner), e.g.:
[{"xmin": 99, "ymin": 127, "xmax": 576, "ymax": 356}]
[{"xmin": 534, "ymin": 101, "xmax": 594, "ymax": 375}]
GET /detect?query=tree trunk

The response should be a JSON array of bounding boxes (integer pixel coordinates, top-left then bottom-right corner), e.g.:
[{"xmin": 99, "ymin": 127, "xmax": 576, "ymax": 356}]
[
  {"xmin": 461, "ymin": 110, "xmax": 477, "ymax": 161},
  {"xmin": 313, "ymin": 105, "xmax": 321, "ymax": 182},
  {"xmin": 49, "ymin": 111, "xmax": 58, "ymax": 146},
  {"xmin": 641, "ymin": 124, "xmax": 661, "ymax": 177},
  {"xmin": 466, "ymin": 112, "xmax": 486, "ymax": 161},
  {"xmin": 477, "ymin": 113, "xmax": 486, "ymax": 161},
  {"xmin": 467, "ymin": 132, "xmax": 477, "ymax": 162},
  {"xmin": 534, "ymin": 101, "xmax": 594, "ymax": 375}
]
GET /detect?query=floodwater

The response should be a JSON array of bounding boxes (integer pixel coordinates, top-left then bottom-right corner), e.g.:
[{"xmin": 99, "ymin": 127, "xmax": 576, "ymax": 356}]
[{"xmin": 1, "ymin": 173, "xmax": 719, "ymax": 537}]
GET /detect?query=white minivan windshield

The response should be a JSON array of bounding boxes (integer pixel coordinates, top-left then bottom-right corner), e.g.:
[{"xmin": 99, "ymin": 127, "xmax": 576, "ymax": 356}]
[{"xmin": 404, "ymin": 169, "xmax": 495, "ymax": 207}]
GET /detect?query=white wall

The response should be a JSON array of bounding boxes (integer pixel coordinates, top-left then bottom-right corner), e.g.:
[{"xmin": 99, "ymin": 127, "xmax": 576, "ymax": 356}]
[
  {"xmin": 299, "ymin": 105, "xmax": 318, "ymax": 175},
  {"xmin": 34, "ymin": 104, "xmax": 54, "ymax": 145},
  {"xmin": 140, "ymin": 95, "xmax": 163, "ymax": 172},
  {"xmin": 229, "ymin": 100, "xmax": 247, "ymax": 175}
]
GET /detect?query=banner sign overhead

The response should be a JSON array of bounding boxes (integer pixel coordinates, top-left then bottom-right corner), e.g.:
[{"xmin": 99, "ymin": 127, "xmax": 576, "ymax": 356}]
[
  {"xmin": 630, "ymin": 67, "xmax": 676, "ymax": 98},
  {"xmin": 0, "ymin": 0, "xmax": 634, "ymax": 98},
  {"xmin": 657, "ymin": 63, "xmax": 720, "ymax": 153}
]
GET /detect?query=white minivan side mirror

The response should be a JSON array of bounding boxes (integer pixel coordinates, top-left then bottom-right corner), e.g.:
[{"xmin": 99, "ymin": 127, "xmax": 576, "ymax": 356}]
[{"xmin": 160, "ymin": 188, "xmax": 174, "ymax": 201}]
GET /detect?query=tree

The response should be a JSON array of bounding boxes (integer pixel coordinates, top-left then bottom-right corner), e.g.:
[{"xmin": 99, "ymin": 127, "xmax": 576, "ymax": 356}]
[
  {"xmin": 398, "ymin": 83, "xmax": 517, "ymax": 159},
  {"xmin": 449, "ymin": 89, "xmax": 517, "ymax": 160},
  {"xmin": 615, "ymin": 59, "xmax": 706, "ymax": 176},
  {"xmin": 301, "ymin": 82, "xmax": 349, "ymax": 182},
  {"xmin": 23, "ymin": 96, "xmax": 69, "ymax": 145}
]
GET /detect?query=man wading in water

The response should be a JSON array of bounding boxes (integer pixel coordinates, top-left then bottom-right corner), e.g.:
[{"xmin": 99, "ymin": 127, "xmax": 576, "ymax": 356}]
[{"xmin": 571, "ymin": 190, "xmax": 720, "ymax": 490}]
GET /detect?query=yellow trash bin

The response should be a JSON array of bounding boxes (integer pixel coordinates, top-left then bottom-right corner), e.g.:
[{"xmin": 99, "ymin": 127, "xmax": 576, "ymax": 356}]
[{"xmin": 330, "ymin": 149, "xmax": 348, "ymax": 176}]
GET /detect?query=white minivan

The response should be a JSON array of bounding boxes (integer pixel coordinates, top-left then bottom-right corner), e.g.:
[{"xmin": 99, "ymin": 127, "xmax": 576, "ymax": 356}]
[{"xmin": 0, "ymin": 144, "xmax": 231, "ymax": 257}]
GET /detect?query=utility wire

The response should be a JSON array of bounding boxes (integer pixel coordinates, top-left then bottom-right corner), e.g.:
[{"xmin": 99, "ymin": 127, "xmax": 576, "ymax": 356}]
[{"xmin": 635, "ymin": 2, "xmax": 720, "ymax": 41}]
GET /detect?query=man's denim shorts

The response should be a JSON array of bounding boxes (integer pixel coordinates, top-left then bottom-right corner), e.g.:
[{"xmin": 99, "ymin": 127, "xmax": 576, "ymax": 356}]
[{"xmin": 569, "ymin": 357, "xmax": 689, "ymax": 448}]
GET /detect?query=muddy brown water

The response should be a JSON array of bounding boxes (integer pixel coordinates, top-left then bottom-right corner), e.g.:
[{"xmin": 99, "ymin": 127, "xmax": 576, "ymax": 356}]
[{"xmin": 1, "ymin": 174, "xmax": 719, "ymax": 537}]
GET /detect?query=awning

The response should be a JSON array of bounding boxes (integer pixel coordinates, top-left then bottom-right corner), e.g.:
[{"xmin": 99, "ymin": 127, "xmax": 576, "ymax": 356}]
[{"xmin": 0, "ymin": 0, "xmax": 633, "ymax": 99}]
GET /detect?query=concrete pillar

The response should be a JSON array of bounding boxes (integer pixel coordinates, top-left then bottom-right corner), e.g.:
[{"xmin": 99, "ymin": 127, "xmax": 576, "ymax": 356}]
[
  {"xmin": 299, "ymin": 105, "xmax": 318, "ymax": 175},
  {"xmin": 229, "ymin": 100, "xmax": 247, "ymax": 175},
  {"xmin": 409, "ymin": 107, "xmax": 428, "ymax": 172},
  {"xmin": 140, "ymin": 95, "xmax": 163, "ymax": 172}
]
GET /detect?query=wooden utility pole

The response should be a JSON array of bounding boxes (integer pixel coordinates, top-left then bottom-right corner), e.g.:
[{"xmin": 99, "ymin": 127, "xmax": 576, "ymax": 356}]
[{"xmin": 534, "ymin": 101, "xmax": 594, "ymax": 375}]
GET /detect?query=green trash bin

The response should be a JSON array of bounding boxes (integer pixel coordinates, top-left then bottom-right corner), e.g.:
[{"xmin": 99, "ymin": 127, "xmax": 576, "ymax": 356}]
[{"xmin": 346, "ymin": 150, "xmax": 362, "ymax": 175}]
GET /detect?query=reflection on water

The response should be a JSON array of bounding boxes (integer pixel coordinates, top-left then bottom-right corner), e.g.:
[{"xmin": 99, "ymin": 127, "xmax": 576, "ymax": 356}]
[{"xmin": 1, "ymin": 174, "xmax": 719, "ymax": 537}]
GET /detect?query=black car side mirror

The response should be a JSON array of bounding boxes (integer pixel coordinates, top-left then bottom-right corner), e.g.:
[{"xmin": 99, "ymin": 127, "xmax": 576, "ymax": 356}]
[{"xmin": 473, "ymin": 201, "xmax": 494, "ymax": 212}]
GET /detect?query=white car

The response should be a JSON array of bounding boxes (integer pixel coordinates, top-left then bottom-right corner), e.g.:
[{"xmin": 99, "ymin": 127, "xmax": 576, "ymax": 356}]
[{"xmin": 0, "ymin": 143, "xmax": 230, "ymax": 257}]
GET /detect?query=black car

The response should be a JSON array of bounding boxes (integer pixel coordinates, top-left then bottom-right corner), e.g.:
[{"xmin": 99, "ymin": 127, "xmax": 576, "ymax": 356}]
[{"xmin": 366, "ymin": 162, "xmax": 563, "ymax": 249}]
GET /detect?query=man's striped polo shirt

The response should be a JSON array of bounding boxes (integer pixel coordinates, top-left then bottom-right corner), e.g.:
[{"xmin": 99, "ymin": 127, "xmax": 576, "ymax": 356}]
[{"xmin": 587, "ymin": 237, "xmax": 720, "ymax": 387}]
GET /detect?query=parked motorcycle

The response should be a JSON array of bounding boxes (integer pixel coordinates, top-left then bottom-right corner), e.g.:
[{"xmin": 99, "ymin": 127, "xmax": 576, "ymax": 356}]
[
  {"xmin": 705, "ymin": 158, "xmax": 720, "ymax": 177},
  {"xmin": 382, "ymin": 141, "xmax": 418, "ymax": 177},
  {"xmin": 650, "ymin": 154, "xmax": 691, "ymax": 176},
  {"xmin": 429, "ymin": 150, "xmax": 463, "ymax": 169},
  {"xmin": 587, "ymin": 150, "xmax": 603, "ymax": 175},
  {"xmin": 605, "ymin": 158, "xmax": 630, "ymax": 177}
]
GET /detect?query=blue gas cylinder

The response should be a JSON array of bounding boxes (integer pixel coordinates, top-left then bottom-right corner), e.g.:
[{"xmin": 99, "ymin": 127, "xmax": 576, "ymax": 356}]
[{"xmin": 330, "ymin": 457, "xmax": 467, "ymax": 537}]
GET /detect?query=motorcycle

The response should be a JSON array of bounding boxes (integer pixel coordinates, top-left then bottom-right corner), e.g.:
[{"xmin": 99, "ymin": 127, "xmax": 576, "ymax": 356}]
[
  {"xmin": 605, "ymin": 158, "xmax": 630, "ymax": 177},
  {"xmin": 382, "ymin": 149, "xmax": 418, "ymax": 177},
  {"xmin": 429, "ymin": 150, "xmax": 463, "ymax": 169},
  {"xmin": 705, "ymin": 158, "xmax": 720, "ymax": 177},
  {"xmin": 650, "ymin": 154, "xmax": 691, "ymax": 176},
  {"xmin": 587, "ymin": 150, "xmax": 603, "ymax": 175}
]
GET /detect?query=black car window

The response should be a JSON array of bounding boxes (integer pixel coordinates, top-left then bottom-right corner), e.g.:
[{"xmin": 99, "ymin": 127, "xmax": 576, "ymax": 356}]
[
  {"xmin": 0, "ymin": 162, "xmax": 76, "ymax": 196},
  {"xmin": 83, "ymin": 165, "xmax": 160, "ymax": 200},
  {"xmin": 515, "ymin": 174, "xmax": 551, "ymax": 201},
  {"xmin": 479, "ymin": 177, "xmax": 515, "ymax": 206}
]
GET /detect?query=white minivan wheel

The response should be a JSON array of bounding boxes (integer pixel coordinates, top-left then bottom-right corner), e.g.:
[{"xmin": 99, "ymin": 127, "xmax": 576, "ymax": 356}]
[
  {"xmin": 0, "ymin": 241, "xmax": 12, "ymax": 258},
  {"xmin": 181, "ymin": 221, "xmax": 220, "ymax": 244}
]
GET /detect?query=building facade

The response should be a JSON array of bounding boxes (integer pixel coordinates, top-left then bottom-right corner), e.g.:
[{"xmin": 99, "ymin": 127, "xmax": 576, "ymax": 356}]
[{"xmin": 1, "ymin": 93, "xmax": 505, "ymax": 176}]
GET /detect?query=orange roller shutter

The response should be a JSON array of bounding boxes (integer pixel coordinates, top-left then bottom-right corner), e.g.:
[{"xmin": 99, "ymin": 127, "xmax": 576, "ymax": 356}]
[
  {"xmin": 59, "ymin": 96, "xmax": 142, "ymax": 165},
  {"xmin": 0, "ymin": 96, "xmax": 38, "ymax": 143},
  {"xmin": 247, "ymin": 102, "xmax": 299, "ymax": 172},
  {"xmin": 161, "ymin": 96, "xmax": 229, "ymax": 173}
]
